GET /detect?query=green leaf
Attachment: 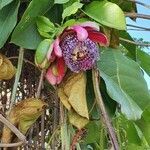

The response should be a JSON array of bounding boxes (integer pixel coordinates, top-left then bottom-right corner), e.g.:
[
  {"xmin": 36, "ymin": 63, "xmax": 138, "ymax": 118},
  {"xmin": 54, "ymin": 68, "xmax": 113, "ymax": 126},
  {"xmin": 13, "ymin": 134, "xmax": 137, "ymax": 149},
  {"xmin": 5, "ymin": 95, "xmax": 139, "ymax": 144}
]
[
  {"xmin": 127, "ymin": 144, "xmax": 148, "ymax": 150},
  {"xmin": 0, "ymin": 0, "xmax": 20, "ymax": 48},
  {"xmin": 136, "ymin": 49, "xmax": 150, "ymax": 76},
  {"xmin": 84, "ymin": 121, "xmax": 101, "ymax": 144},
  {"xmin": 63, "ymin": 0, "xmax": 79, "ymax": 9},
  {"xmin": 98, "ymin": 48, "xmax": 150, "ymax": 120},
  {"xmin": 142, "ymin": 106, "xmax": 150, "ymax": 122},
  {"xmin": 11, "ymin": 0, "xmax": 54, "ymax": 49},
  {"xmin": 119, "ymin": 31, "xmax": 136, "ymax": 60},
  {"xmin": 62, "ymin": 2, "xmax": 83, "ymax": 20},
  {"xmin": 114, "ymin": 114, "xmax": 141, "ymax": 148},
  {"xmin": 60, "ymin": 119, "xmax": 71, "ymax": 150},
  {"xmin": 38, "ymin": 30, "xmax": 52, "ymax": 38},
  {"xmin": 36, "ymin": 16, "xmax": 55, "ymax": 33},
  {"xmin": 83, "ymin": 1, "xmax": 126, "ymax": 30},
  {"xmin": 55, "ymin": 0, "xmax": 69, "ymax": 4},
  {"xmin": 100, "ymin": 78, "xmax": 117, "ymax": 117},
  {"xmin": 45, "ymin": 4, "xmax": 63, "ymax": 24},
  {"xmin": 0, "ymin": 0, "xmax": 13, "ymax": 9},
  {"xmin": 35, "ymin": 39, "xmax": 52, "ymax": 64},
  {"xmin": 136, "ymin": 112, "xmax": 150, "ymax": 146}
]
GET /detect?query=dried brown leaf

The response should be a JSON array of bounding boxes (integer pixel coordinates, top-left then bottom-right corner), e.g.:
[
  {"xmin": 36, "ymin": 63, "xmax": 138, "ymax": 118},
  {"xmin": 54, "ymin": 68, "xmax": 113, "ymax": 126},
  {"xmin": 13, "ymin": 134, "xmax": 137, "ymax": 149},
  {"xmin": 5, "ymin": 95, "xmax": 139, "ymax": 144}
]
[
  {"xmin": 0, "ymin": 54, "xmax": 16, "ymax": 80},
  {"xmin": 58, "ymin": 72, "xmax": 89, "ymax": 128},
  {"xmin": 1, "ymin": 98, "xmax": 47, "ymax": 143},
  {"xmin": 68, "ymin": 109, "xmax": 89, "ymax": 129}
]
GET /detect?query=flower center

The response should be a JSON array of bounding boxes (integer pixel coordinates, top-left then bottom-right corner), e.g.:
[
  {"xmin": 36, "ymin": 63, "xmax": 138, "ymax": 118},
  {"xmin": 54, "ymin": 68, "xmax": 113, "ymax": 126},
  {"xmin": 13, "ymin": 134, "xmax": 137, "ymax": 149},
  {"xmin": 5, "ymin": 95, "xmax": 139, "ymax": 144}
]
[
  {"xmin": 60, "ymin": 33, "xmax": 99, "ymax": 72},
  {"xmin": 71, "ymin": 45, "xmax": 88, "ymax": 61}
]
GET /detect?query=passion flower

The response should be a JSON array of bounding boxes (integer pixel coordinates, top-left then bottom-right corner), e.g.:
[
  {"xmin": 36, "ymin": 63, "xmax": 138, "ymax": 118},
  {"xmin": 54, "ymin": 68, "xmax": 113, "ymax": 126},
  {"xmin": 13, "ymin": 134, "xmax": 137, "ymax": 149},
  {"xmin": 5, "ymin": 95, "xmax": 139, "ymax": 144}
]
[{"xmin": 46, "ymin": 21, "xmax": 108, "ymax": 85}]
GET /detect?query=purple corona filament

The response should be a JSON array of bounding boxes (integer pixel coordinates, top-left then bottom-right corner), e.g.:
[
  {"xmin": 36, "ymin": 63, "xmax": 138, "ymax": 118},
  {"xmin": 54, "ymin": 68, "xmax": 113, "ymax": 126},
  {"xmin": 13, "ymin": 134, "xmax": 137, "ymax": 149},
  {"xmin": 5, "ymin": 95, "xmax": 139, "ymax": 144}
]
[{"xmin": 60, "ymin": 33, "xmax": 99, "ymax": 72}]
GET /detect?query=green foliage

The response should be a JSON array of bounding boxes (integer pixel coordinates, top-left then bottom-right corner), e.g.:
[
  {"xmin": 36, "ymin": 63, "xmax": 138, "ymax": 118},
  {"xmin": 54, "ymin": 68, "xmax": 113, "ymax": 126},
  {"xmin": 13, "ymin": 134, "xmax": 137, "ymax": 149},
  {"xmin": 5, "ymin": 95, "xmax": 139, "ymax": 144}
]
[
  {"xmin": 110, "ymin": 0, "xmax": 137, "ymax": 13},
  {"xmin": 136, "ymin": 49, "xmax": 150, "ymax": 76},
  {"xmin": 0, "ymin": 0, "xmax": 20, "ymax": 48},
  {"xmin": 98, "ymin": 48, "xmax": 150, "ymax": 120},
  {"xmin": 83, "ymin": 1, "xmax": 126, "ymax": 30},
  {"xmin": 0, "ymin": 0, "xmax": 14, "ymax": 9},
  {"xmin": 36, "ymin": 16, "xmax": 55, "ymax": 33},
  {"xmin": 55, "ymin": 0, "xmax": 70, "ymax": 4},
  {"xmin": 0, "ymin": 0, "xmax": 150, "ymax": 149},
  {"xmin": 84, "ymin": 121, "xmax": 101, "ymax": 144},
  {"xmin": 35, "ymin": 39, "xmax": 52, "ymax": 65},
  {"xmin": 62, "ymin": 2, "xmax": 83, "ymax": 20},
  {"xmin": 11, "ymin": 0, "xmax": 54, "ymax": 49},
  {"xmin": 119, "ymin": 31, "xmax": 136, "ymax": 59}
]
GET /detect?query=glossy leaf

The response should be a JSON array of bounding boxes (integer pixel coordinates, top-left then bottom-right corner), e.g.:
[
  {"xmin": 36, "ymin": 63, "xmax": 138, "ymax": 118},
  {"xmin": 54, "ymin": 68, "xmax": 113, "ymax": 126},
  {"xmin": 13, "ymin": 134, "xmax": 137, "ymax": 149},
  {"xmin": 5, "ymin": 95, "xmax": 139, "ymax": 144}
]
[
  {"xmin": 98, "ymin": 48, "xmax": 150, "ymax": 120},
  {"xmin": 136, "ymin": 49, "xmax": 150, "ymax": 76},
  {"xmin": 83, "ymin": 1, "xmax": 126, "ymax": 30},
  {"xmin": 0, "ymin": 0, "xmax": 20, "ymax": 48},
  {"xmin": 0, "ymin": 0, "xmax": 13, "ymax": 9},
  {"xmin": 62, "ymin": 2, "xmax": 83, "ymax": 20},
  {"xmin": 11, "ymin": 0, "xmax": 54, "ymax": 49}
]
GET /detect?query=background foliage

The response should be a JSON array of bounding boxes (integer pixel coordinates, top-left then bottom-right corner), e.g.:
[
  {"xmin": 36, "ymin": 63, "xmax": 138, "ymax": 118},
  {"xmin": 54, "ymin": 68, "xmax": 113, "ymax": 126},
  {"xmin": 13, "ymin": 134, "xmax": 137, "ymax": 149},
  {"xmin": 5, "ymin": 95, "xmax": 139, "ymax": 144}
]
[{"xmin": 0, "ymin": 0, "xmax": 150, "ymax": 149}]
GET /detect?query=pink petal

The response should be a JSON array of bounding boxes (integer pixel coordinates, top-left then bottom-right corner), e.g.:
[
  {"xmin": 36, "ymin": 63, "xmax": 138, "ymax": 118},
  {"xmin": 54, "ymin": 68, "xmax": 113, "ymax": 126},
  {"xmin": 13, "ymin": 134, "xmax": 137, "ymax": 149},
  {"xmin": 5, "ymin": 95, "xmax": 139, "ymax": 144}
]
[
  {"xmin": 56, "ymin": 75, "xmax": 64, "ymax": 84},
  {"xmin": 57, "ymin": 58, "xmax": 66, "ymax": 76},
  {"xmin": 71, "ymin": 25, "xmax": 88, "ymax": 41},
  {"xmin": 54, "ymin": 38, "xmax": 62, "ymax": 57},
  {"xmin": 88, "ymin": 30, "xmax": 108, "ymax": 46},
  {"xmin": 45, "ymin": 68, "xmax": 57, "ymax": 85},
  {"xmin": 50, "ymin": 51, "xmax": 56, "ymax": 62},
  {"xmin": 80, "ymin": 21, "xmax": 99, "ymax": 31}
]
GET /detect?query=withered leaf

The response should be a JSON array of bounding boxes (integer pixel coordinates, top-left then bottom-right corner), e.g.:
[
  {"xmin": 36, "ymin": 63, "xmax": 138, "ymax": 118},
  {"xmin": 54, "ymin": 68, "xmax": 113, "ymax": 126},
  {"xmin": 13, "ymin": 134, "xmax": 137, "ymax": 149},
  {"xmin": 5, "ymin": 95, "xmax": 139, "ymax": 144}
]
[
  {"xmin": 58, "ymin": 88, "xmax": 71, "ymax": 110},
  {"xmin": 68, "ymin": 109, "xmax": 89, "ymax": 129},
  {"xmin": 1, "ymin": 98, "xmax": 47, "ymax": 143},
  {"xmin": 0, "ymin": 54, "xmax": 16, "ymax": 80},
  {"xmin": 58, "ymin": 72, "xmax": 89, "ymax": 129}
]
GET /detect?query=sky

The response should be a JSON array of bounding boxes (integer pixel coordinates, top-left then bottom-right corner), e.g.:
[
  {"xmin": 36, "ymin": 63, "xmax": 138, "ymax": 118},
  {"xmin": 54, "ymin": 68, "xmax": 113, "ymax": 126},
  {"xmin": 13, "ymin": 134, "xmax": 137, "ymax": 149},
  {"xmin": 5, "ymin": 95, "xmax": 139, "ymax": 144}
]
[
  {"xmin": 126, "ymin": 0, "xmax": 150, "ymax": 89},
  {"xmin": 126, "ymin": 0, "xmax": 150, "ymax": 42}
]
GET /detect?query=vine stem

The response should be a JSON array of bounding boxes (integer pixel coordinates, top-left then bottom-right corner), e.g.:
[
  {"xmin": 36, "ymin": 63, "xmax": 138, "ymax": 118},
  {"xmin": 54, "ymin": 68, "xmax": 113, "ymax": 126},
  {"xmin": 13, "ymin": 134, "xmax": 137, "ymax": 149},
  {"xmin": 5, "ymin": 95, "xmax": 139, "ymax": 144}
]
[
  {"xmin": 0, "ymin": 114, "xmax": 27, "ymax": 147},
  {"xmin": 125, "ymin": 12, "xmax": 150, "ymax": 20},
  {"xmin": 36, "ymin": 69, "xmax": 45, "ymax": 98},
  {"xmin": 35, "ymin": 69, "xmax": 46, "ymax": 149},
  {"xmin": 119, "ymin": 37, "xmax": 150, "ymax": 46},
  {"xmin": 9, "ymin": 47, "xmax": 24, "ymax": 111},
  {"xmin": 92, "ymin": 69, "xmax": 119, "ymax": 150},
  {"xmin": 127, "ymin": 24, "xmax": 150, "ymax": 31},
  {"xmin": 0, "ymin": 48, "xmax": 26, "ymax": 148}
]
